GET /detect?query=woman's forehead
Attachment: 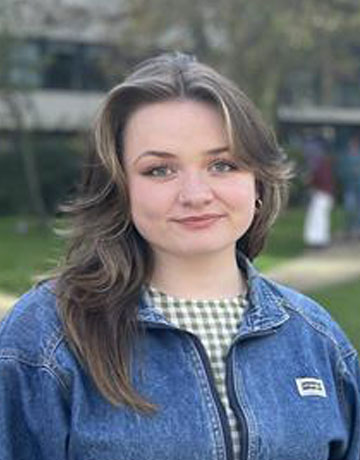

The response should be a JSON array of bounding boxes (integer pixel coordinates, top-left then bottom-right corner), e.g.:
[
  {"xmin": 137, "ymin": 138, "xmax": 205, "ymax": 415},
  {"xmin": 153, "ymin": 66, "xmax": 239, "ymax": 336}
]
[{"xmin": 122, "ymin": 99, "xmax": 229, "ymax": 157}]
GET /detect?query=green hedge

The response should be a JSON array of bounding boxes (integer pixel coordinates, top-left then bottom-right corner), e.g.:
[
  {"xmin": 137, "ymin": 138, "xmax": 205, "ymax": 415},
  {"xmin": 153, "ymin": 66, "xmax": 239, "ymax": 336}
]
[{"xmin": 0, "ymin": 134, "xmax": 83, "ymax": 215}]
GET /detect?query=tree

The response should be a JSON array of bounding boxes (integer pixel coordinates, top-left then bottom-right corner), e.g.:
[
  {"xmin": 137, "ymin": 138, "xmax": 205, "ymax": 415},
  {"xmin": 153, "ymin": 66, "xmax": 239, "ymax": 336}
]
[
  {"xmin": 0, "ymin": 0, "xmax": 58, "ymax": 222},
  {"xmin": 107, "ymin": 0, "xmax": 360, "ymax": 121}
]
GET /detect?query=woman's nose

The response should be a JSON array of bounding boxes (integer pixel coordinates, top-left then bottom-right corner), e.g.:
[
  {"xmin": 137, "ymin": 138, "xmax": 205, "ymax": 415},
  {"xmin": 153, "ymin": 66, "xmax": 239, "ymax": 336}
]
[{"xmin": 178, "ymin": 172, "xmax": 214, "ymax": 207}]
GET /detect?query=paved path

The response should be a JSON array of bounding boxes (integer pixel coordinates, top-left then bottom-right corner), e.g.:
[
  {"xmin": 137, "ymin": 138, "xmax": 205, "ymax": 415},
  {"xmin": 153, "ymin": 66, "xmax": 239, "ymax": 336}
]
[
  {"xmin": 1, "ymin": 240, "xmax": 359, "ymax": 319},
  {"xmin": 0, "ymin": 292, "xmax": 17, "ymax": 319},
  {"xmin": 267, "ymin": 240, "xmax": 360, "ymax": 292}
]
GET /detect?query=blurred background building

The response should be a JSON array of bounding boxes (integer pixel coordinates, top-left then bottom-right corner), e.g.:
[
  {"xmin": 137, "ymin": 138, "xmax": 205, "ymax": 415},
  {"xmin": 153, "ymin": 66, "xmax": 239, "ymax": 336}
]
[
  {"xmin": 0, "ymin": 0, "xmax": 139, "ymax": 215},
  {"xmin": 1, "ymin": 0, "xmax": 360, "ymax": 216},
  {"xmin": 0, "ymin": 0, "xmax": 134, "ymax": 144}
]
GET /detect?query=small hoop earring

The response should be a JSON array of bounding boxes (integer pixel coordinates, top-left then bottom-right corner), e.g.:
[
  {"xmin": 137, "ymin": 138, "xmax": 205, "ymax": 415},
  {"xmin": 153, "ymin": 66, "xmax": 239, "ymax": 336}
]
[{"xmin": 255, "ymin": 198, "xmax": 263, "ymax": 210}]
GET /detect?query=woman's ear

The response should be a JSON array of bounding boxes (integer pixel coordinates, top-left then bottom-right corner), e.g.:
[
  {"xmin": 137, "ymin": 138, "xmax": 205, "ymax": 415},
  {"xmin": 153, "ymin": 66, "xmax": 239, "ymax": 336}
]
[{"xmin": 255, "ymin": 197, "xmax": 263, "ymax": 210}]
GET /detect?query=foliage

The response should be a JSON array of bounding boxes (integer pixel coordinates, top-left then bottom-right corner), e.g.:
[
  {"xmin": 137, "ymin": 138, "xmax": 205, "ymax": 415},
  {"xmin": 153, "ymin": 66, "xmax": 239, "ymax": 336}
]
[
  {"xmin": 31, "ymin": 136, "xmax": 83, "ymax": 213},
  {"xmin": 2, "ymin": 1, "xmax": 360, "ymax": 123},
  {"xmin": 0, "ymin": 0, "xmax": 64, "ymax": 222},
  {"xmin": 117, "ymin": 0, "xmax": 360, "ymax": 120},
  {"xmin": 1, "ymin": 1, "xmax": 360, "ymax": 220},
  {"xmin": 0, "ymin": 135, "xmax": 83, "ymax": 215}
]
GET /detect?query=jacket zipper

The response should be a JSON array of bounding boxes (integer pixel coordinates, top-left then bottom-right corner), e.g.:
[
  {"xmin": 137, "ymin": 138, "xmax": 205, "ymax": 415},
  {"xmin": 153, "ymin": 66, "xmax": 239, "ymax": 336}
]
[
  {"xmin": 226, "ymin": 350, "xmax": 248, "ymax": 460},
  {"xmin": 145, "ymin": 320, "xmax": 234, "ymax": 460},
  {"xmin": 188, "ymin": 332, "xmax": 234, "ymax": 460},
  {"xmin": 226, "ymin": 329, "xmax": 277, "ymax": 460}
]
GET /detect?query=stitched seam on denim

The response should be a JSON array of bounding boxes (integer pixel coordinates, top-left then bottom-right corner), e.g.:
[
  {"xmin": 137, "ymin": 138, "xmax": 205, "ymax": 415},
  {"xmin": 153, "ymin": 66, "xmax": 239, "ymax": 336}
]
[
  {"xmin": 336, "ymin": 353, "xmax": 358, "ymax": 429},
  {"xmin": 260, "ymin": 278, "xmax": 287, "ymax": 308},
  {"xmin": 264, "ymin": 278, "xmax": 355, "ymax": 356},
  {"xmin": 336, "ymin": 355, "xmax": 346, "ymax": 418},
  {"xmin": 0, "ymin": 355, "xmax": 70, "ymax": 394},
  {"xmin": 248, "ymin": 278, "xmax": 290, "ymax": 328},
  {"xmin": 186, "ymin": 336, "xmax": 227, "ymax": 460},
  {"xmin": 339, "ymin": 347, "xmax": 358, "ymax": 360},
  {"xmin": 0, "ymin": 318, "xmax": 69, "ymax": 387},
  {"xmin": 43, "ymin": 327, "xmax": 65, "ymax": 363},
  {"xmin": 42, "ymin": 334, "xmax": 73, "ymax": 398},
  {"xmin": 284, "ymin": 305, "xmax": 355, "ymax": 358},
  {"xmin": 264, "ymin": 284, "xmax": 295, "ymax": 317},
  {"xmin": 7, "ymin": 283, "xmax": 70, "ymax": 386}
]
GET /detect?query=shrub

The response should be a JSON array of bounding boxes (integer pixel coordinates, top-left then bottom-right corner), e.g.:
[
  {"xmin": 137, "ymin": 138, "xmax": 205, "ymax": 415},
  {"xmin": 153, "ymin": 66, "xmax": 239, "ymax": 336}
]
[{"xmin": 0, "ymin": 133, "xmax": 83, "ymax": 215}]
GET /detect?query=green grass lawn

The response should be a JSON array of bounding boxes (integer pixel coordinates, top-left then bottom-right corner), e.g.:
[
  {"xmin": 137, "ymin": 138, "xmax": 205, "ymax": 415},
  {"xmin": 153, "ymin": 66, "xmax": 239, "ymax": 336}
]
[
  {"xmin": 255, "ymin": 208, "xmax": 306, "ymax": 272},
  {"xmin": 0, "ymin": 207, "xmax": 351, "ymax": 292},
  {"xmin": 307, "ymin": 279, "xmax": 360, "ymax": 352},
  {"xmin": 255, "ymin": 205, "xmax": 345, "ymax": 272},
  {"xmin": 2, "ymin": 210, "xmax": 308, "ymax": 296},
  {"xmin": 0, "ymin": 216, "xmax": 63, "ymax": 295}
]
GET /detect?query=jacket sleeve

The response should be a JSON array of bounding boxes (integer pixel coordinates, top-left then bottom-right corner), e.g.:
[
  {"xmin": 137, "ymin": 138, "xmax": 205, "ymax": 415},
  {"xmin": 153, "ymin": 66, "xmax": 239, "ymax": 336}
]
[
  {"xmin": 340, "ymin": 351, "xmax": 360, "ymax": 460},
  {"xmin": 0, "ymin": 357, "xmax": 70, "ymax": 460}
]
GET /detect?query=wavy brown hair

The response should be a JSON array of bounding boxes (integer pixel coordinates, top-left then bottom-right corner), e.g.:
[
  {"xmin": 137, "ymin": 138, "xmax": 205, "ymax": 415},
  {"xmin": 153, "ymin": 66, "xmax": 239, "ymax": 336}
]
[{"xmin": 56, "ymin": 53, "xmax": 293, "ymax": 411}]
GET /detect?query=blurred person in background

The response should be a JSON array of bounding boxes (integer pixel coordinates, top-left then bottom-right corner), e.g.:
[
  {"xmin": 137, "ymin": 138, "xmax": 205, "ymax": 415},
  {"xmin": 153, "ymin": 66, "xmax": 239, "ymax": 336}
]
[
  {"xmin": 303, "ymin": 136, "xmax": 335, "ymax": 248},
  {"xmin": 339, "ymin": 129, "xmax": 360, "ymax": 240},
  {"xmin": 0, "ymin": 53, "xmax": 359, "ymax": 460}
]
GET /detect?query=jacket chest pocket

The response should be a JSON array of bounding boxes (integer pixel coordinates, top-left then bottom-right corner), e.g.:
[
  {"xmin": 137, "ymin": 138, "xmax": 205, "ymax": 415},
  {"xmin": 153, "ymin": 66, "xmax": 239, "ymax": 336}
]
[
  {"xmin": 240, "ymin": 381, "xmax": 341, "ymax": 460},
  {"xmin": 255, "ymin": 411, "xmax": 330, "ymax": 460}
]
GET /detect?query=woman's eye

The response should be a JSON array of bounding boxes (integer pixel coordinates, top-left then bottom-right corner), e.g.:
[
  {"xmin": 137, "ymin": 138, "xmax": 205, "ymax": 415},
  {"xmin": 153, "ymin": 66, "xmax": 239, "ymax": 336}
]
[
  {"xmin": 209, "ymin": 160, "xmax": 238, "ymax": 173},
  {"xmin": 142, "ymin": 165, "xmax": 175, "ymax": 177}
]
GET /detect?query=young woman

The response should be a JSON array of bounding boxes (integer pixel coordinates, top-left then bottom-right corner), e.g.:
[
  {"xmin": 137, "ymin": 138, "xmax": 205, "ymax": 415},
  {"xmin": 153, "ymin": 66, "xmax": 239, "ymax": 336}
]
[{"xmin": 0, "ymin": 53, "xmax": 359, "ymax": 460}]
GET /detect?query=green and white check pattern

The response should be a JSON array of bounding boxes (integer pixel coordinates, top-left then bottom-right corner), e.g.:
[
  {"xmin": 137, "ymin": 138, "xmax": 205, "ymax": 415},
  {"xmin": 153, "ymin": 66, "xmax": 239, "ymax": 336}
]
[{"xmin": 146, "ymin": 286, "xmax": 247, "ymax": 459}]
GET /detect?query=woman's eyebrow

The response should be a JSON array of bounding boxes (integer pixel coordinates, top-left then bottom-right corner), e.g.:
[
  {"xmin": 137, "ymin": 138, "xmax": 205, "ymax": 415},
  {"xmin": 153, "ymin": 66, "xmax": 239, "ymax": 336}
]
[
  {"xmin": 133, "ymin": 146, "xmax": 230, "ymax": 164},
  {"xmin": 204, "ymin": 146, "xmax": 230, "ymax": 156},
  {"xmin": 133, "ymin": 151, "xmax": 175, "ymax": 164}
]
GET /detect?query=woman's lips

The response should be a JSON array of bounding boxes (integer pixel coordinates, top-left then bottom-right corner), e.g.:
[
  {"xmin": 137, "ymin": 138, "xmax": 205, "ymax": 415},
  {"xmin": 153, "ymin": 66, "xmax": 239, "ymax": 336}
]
[{"xmin": 172, "ymin": 214, "xmax": 224, "ymax": 229}]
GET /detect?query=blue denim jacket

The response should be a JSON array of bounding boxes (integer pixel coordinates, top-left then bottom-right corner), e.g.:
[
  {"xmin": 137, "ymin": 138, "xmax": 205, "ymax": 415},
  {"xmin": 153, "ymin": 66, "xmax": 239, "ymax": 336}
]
[{"xmin": 0, "ymin": 260, "xmax": 359, "ymax": 460}]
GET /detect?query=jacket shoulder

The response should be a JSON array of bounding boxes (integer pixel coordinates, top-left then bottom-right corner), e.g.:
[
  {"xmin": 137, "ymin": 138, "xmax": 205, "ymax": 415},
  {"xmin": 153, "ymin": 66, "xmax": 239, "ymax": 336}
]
[
  {"xmin": 0, "ymin": 281, "xmax": 66, "ymax": 367},
  {"xmin": 265, "ymin": 278, "xmax": 356, "ymax": 357}
]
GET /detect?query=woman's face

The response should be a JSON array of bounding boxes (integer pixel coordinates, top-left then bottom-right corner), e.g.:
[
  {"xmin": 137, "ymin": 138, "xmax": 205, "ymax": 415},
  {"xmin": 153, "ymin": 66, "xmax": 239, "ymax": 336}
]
[{"xmin": 123, "ymin": 99, "xmax": 257, "ymax": 262}]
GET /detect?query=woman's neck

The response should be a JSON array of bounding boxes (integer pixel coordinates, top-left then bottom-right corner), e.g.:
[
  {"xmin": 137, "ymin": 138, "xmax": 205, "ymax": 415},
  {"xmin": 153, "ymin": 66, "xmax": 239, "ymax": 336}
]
[{"xmin": 150, "ymin": 249, "xmax": 247, "ymax": 300}]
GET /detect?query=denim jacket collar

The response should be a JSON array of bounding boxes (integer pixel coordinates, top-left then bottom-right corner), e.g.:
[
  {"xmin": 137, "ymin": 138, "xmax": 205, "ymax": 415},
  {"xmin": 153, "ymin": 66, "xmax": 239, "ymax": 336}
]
[{"xmin": 137, "ymin": 252, "xmax": 290, "ymax": 336}]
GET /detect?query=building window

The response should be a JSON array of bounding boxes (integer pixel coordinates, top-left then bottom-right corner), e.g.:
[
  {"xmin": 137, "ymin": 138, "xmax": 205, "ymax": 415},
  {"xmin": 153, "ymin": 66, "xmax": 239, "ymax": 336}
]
[
  {"xmin": 79, "ymin": 44, "xmax": 112, "ymax": 90},
  {"xmin": 4, "ymin": 40, "xmax": 42, "ymax": 89},
  {"xmin": 2, "ymin": 38, "xmax": 117, "ymax": 91},
  {"xmin": 42, "ymin": 41, "xmax": 79, "ymax": 89},
  {"xmin": 41, "ymin": 40, "xmax": 115, "ymax": 91}
]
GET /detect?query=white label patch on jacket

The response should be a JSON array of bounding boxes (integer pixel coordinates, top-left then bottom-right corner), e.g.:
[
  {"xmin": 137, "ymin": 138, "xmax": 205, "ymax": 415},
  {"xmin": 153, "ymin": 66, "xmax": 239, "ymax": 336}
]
[{"xmin": 296, "ymin": 378, "xmax": 327, "ymax": 397}]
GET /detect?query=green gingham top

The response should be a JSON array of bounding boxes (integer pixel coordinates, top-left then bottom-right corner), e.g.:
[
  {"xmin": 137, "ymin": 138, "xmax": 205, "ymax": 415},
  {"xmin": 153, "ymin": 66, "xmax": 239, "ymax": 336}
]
[{"xmin": 146, "ymin": 286, "xmax": 248, "ymax": 458}]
